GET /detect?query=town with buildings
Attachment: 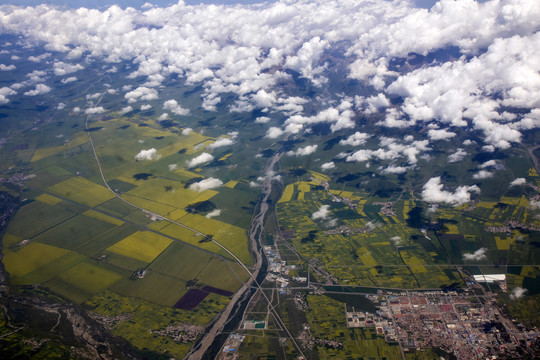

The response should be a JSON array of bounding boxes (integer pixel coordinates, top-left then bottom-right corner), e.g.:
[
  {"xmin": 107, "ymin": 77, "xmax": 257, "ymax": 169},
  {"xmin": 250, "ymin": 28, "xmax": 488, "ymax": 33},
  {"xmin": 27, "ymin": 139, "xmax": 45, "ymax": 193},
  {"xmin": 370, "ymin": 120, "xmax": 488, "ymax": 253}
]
[
  {"xmin": 345, "ymin": 287, "xmax": 538, "ymax": 359},
  {"xmin": 220, "ymin": 241, "xmax": 538, "ymax": 359}
]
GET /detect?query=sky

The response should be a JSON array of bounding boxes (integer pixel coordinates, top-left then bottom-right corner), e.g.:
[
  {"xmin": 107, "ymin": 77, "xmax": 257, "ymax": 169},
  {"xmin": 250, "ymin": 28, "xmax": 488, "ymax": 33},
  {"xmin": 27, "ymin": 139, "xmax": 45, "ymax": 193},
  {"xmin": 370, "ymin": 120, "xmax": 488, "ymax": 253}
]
[
  {"xmin": 0, "ymin": 0, "xmax": 268, "ymax": 8},
  {"xmin": 2, "ymin": 0, "xmax": 443, "ymax": 9}
]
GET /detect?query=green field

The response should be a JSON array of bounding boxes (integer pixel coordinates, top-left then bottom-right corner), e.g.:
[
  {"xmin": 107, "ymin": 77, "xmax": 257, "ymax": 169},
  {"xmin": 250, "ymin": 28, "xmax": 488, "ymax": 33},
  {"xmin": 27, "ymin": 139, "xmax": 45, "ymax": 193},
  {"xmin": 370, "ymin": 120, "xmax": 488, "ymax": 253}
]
[
  {"xmin": 6, "ymin": 201, "xmax": 78, "ymax": 239},
  {"xmin": 148, "ymin": 241, "xmax": 213, "ymax": 281},
  {"xmin": 33, "ymin": 214, "xmax": 117, "ymax": 251},
  {"xmin": 111, "ymin": 271, "xmax": 187, "ymax": 307},
  {"xmin": 196, "ymin": 257, "xmax": 248, "ymax": 293}
]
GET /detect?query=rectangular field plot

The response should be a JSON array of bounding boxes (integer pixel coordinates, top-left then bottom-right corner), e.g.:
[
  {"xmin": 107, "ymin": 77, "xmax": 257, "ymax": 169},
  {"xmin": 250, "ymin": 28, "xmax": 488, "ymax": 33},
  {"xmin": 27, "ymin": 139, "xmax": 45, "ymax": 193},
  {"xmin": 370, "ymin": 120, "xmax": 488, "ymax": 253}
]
[
  {"xmin": 111, "ymin": 271, "xmax": 187, "ymax": 307},
  {"xmin": 6, "ymin": 201, "xmax": 78, "ymax": 239},
  {"xmin": 95, "ymin": 197, "xmax": 152, "ymax": 224},
  {"xmin": 31, "ymin": 132, "xmax": 90, "ymax": 162},
  {"xmin": 82, "ymin": 209, "xmax": 124, "ymax": 226},
  {"xmin": 77, "ymin": 223, "xmax": 138, "ymax": 257},
  {"xmin": 120, "ymin": 194, "xmax": 177, "ymax": 217},
  {"xmin": 176, "ymin": 214, "xmax": 252, "ymax": 265},
  {"xmin": 107, "ymin": 231, "xmax": 173, "ymax": 263},
  {"xmin": 13, "ymin": 251, "xmax": 86, "ymax": 286},
  {"xmin": 32, "ymin": 215, "xmax": 117, "ymax": 251},
  {"xmin": 45, "ymin": 261, "xmax": 124, "ymax": 303},
  {"xmin": 47, "ymin": 177, "xmax": 115, "ymax": 207},
  {"xmin": 104, "ymin": 251, "xmax": 149, "ymax": 271},
  {"xmin": 149, "ymin": 242, "xmax": 213, "ymax": 281},
  {"xmin": 35, "ymin": 193, "xmax": 63, "ymax": 205},
  {"xmin": 31, "ymin": 145, "xmax": 65, "ymax": 162},
  {"xmin": 3, "ymin": 242, "xmax": 69, "ymax": 280},
  {"xmin": 196, "ymin": 258, "xmax": 247, "ymax": 293},
  {"xmin": 158, "ymin": 222, "xmax": 228, "ymax": 256}
]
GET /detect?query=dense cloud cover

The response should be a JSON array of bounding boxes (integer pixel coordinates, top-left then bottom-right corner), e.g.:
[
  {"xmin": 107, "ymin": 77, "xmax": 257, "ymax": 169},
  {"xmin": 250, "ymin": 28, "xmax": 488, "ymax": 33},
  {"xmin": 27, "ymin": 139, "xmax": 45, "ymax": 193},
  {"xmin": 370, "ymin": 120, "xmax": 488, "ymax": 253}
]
[
  {"xmin": 1, "ymin": 0, "xmax": 537, "ymax": 150},
  {"xmin": 0, "ymin": 0, "xmax": 539, "ymax": 197}
]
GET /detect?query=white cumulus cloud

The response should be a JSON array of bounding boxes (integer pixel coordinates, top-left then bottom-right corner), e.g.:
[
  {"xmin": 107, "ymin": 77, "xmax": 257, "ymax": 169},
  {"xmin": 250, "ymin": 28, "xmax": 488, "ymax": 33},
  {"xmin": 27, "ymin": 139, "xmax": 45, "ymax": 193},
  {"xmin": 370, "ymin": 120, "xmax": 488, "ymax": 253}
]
[
  {"xmin": 0, "ymin": 64, "xmax": 15, "ymax": 71},
  {"xmin": 61, "ymin": 76, "xmax": 77, "ymax": 84},
  {"xmin": 510, "ymin": 287, "xmax": 527, "ymax": 299},
  {"xmin": 448, "ymin": 148, "xmax": 467, "ymax": 163},
  {"xmin": 189, "ymin": 178, "xmax": 223, "ymax": 192},
  {"xmin": 340, "ymin": 132, "xmax": 370, "ymax": 146},
  {"xmin": 163, "ymin": 99, "xmax": 189, "ymax": 116},
  {"xmin": 24, "ymin": 83, "xmax": 51, "ymax": 96},
  {"xmin": 509, "ymin": 178, "xmax": 527, "ymax": 187},
  {"xmin": 187, "ymin": 152, "xmax": 214, "ymax": 168},
  {"xmin": 288, "ymin": 145, "xmax": 318, "ymax": 156},
  {"xmin": 120, "ymin": 106, "xmax": 133, "ymax": 114},
  {"xmin": 255, "ymin": 116, "xmax": 271, "ymax": 124},
  {"xmin": 84, "ymin": 106, "xmax": 105, "ymax": 115},
  {"xmin": 135, "ymin": 148, "xmax": 160, "ymax": 161},
  {"xmin": 321, "ymin": 162, "xmax": 335, "ymax": 170},
  {"xmin": 463, "ymin": 248, "xmax": 488, "ymax": 261},
  {"xmin": 208, "ymin": 138, "xmax": 234, "ymax": 149},
  {"xmin": 266, "ymin": 127, "xmax": 284, "ymax": 139},
  {"xmin": 473, "ymin": 170, "xmax": 493, "ymax": 180},
  {"xmin": 125, "ymin": 86, "xmax": 158, "ymax": 104},
  {"xmin": 0, "ymin": 87, "xmax": 16, "ymax": 104},
  {"xmin": 312, "ymin": 205, "xmax": 331, "ymax": 220},
  {"xmin": 422, "ymin": 177, "xmax": 480, "ymax": 207},
  {"xmin": 206, "ymin": 209, "xmax": 222, "ymax": 218},
  {"xmin": 53, "ymin": 61, "xmax": 83, "ymax": 76},
  {"xmin": 428, "ymin": 128, "xmax": 457, "ymax": 141}
]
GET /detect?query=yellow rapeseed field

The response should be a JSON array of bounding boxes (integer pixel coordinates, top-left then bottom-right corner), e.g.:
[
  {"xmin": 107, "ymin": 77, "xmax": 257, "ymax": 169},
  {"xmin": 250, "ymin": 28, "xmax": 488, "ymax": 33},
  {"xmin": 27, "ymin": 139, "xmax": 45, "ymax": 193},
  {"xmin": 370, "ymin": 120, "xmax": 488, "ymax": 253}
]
[{"xmin": 107, "ymin": 231, "xmax": 173, "ymax": 263}]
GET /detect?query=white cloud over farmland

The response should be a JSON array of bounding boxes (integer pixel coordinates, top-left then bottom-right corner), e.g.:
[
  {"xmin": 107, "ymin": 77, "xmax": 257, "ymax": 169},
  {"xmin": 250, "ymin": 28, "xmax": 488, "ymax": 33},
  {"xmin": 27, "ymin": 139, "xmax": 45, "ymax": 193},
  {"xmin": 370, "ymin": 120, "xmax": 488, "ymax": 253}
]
[
  {"xmin": 422, "ymin": 177, "xmax": 480, "ymax": 207},
  {"xmin": 463, "ymin": 248, "xmax": 488, "ymax": 262},
  {"xmin": 189, "ymin": 178, "xmax": 223, "ymax": 192},
  {"xmin": 0, "ymin": 64, "xmax": 15, "ymax": 71},
  {"xmin": 23, "ymin": 83, "xmax": 51, "ymax": 96},
  {"xmin": 312, "ymin": 205, "xmax": 331, "ymax": 220},
  {"xmin": 125, "ymin": 86, "xmax": 158, "ymax": 104},
  {"xmin": 163, "ymin": 99, "xmax": 190, "ymax": 116},
  {"xmin": 340, "ymin": 132, "xmax": 370, "ymax": 147},
  {"xmin": 208, "ymin": 138, "xmax": 234, "ymax": 149},
  {"xmin": 53, "ymin": 61, "xmax": 83, "ymax": 76},
  {"xmin": 0, "ymin": 87, "xmax": 16, "ymax": 104},
  {"xmin": 84, "ymin": 106, "xmax": 105, "ymax": 115},
  {"xmin": 321, "ymin": 162, "xmax": 335, "ymax": 170},
  {"xmin": 187, "ymin": 152, "xmax": 214, "ymax": 168},
  {"xmin": 0, "ymin": 0, "xmax": 537, "ymax": 150},
  {"xmin": 509, "ymin": 178, "xmax": 527, "ymax": 187},
  {"xmin": 448, "ymin": 148, "xmax": 467, "ymax": 163},
  {"xmin": 135, "ymin": 148, "xmax": 160, "ymax": 161},
  {"xmin": 287, "ymin": 145, "xmax": 318, "ymax": 157}
]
